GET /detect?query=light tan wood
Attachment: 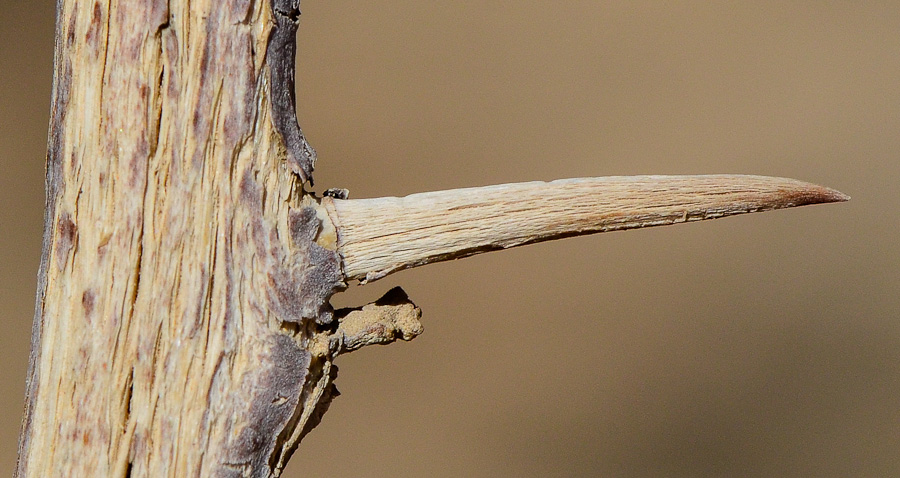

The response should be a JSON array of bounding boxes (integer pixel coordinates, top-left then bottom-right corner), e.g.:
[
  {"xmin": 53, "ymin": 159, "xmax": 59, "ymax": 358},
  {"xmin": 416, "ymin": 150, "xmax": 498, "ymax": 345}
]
[
  {"xmin": 326, "ymin": 175, "xmax": 848, "ymax": 282},
  {"xmin": 17, "ymin": 1, "xmax": 847, "ymax": 476},
  {"xmin": 17, "ymin": 1, "xmax": 397, "ymax": 476}
]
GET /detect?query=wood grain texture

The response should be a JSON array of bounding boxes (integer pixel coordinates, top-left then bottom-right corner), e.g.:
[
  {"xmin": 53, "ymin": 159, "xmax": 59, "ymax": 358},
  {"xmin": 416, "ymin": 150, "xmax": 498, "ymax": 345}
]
[
  {"xmin": 16, "ymin": 0, "xmax": 371, "ymax": 476},
  {"xmin": 327, "ymin": 175, "xmax": 848, "ymax": 282},
  {"xmin": 16, "ymin": 1, "xmax": 849, "ymax": 476}
]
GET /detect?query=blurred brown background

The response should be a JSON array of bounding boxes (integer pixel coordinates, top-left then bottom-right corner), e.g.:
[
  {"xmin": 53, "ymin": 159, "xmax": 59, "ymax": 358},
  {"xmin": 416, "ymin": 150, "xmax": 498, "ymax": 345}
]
[{"xmin": 2, "ymin": 1, "xmax": 898, "ymax": 476}]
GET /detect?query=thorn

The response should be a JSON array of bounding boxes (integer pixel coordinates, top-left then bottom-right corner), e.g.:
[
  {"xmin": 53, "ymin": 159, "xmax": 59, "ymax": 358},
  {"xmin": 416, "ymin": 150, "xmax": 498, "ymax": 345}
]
[{"xmin": 322, "ymin": 175, "xmax": 848, "ymax": 282}]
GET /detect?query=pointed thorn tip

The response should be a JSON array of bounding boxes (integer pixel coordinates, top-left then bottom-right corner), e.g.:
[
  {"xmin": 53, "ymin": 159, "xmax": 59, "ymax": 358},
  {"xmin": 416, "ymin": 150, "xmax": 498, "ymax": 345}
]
[{"xmin": 815, "ymin": 186, "xmax": 850, "ymax": 204}]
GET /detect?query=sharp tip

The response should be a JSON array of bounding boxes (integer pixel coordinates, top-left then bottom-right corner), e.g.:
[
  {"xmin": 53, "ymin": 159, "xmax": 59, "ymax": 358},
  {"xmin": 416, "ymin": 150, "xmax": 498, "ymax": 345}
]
[
  {"xmin": 811, "ymin": 185, "xmax": 850, "ymax": 204},
  {"xmin": 770, "ymin": 177, "xmax": 849, "ymax": 207},
  {"xmin": 830, "ymin": 189, "xmax": 851, "ymax": 203}
]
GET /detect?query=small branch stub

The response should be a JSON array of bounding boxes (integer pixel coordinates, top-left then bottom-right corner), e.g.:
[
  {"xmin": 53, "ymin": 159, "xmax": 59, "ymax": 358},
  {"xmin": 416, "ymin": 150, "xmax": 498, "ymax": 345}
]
[
  {"xmin": 332, "ymin": 287, "xmax": 423, "ymax": 355},
  {"xmin": 323, "ymin": 174, "xmax": 848, "ymax": 283}
]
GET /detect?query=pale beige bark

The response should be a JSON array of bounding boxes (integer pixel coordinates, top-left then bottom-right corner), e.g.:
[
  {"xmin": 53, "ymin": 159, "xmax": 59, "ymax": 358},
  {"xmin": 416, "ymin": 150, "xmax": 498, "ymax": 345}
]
[
  {"xmin": 17, "ymin": 0, "xmax": 846, "ymax": 476},
  {"xmin": 17, "ymin": 0, "xmax": 398, "ymax": 476}
]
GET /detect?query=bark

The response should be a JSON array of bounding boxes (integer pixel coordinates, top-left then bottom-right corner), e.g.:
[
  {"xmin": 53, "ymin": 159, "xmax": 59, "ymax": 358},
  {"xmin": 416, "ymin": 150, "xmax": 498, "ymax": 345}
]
[
  {"xmin": 17, "ymin": 0, "xmax": 846, "ymax": 476},
  {"xmin": 16, "ymin": 0, "xmax": 410, "ymax": 476}
]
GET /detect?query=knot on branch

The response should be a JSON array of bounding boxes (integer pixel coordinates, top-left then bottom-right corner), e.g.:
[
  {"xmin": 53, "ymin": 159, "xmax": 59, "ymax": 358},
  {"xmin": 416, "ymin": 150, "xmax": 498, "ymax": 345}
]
[{"xmin": 331, "ymin": 287, "xmax": 423, "ymax": 355}]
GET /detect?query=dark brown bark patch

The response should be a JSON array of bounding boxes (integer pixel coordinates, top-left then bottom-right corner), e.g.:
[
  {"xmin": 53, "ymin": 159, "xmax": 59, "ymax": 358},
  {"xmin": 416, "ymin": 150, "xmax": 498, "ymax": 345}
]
[
  {"xmin": 85, "ymin": 2, "xmax": 103, "ymax": 53},
  {"xmin": 55, "ymin": 212, "xmax": 76, "ymax": 270},
  {"xmin": 81, "ymin": 289, "xmax": 96, "ymax": 322},
  {"xmin": 266, "ymin": 0, "xmax": 316, "ymax": 184},
  {"xmin": 220, "ymin": 335, "xmax": 309, "ymax": 478}
]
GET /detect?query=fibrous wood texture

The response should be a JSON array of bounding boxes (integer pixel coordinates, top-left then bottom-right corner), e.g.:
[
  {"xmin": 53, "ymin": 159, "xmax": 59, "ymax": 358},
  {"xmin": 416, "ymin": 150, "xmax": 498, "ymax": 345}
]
[
  {"xmin": 18, "ymin": 0, "xmax": 847, "ymax": 476},
  {"xmin": 16, "ymin": 0, "xmax": 421, "ymax": 476},
  {"xmin": 327, "ymin": 175, "xmax": 847, "ymax": 282}
]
